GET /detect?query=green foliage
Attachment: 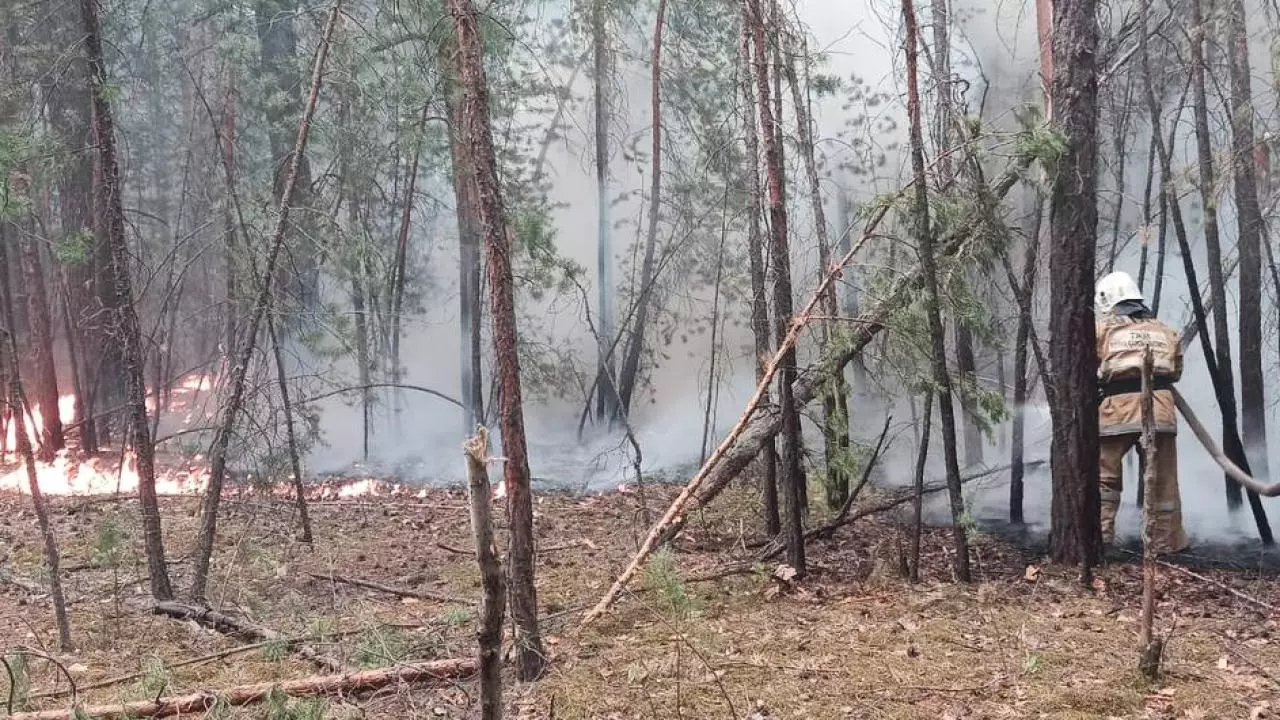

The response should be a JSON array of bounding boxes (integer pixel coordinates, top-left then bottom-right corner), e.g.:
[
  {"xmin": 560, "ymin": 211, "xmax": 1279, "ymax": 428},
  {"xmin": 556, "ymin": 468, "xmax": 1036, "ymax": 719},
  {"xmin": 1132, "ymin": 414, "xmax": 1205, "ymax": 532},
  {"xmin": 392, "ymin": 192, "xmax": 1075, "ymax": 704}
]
[
  {"xmin": 265, "ymin": 688, "xmax": 328, "ymax": 720},
  {"xmin": 355, "ymin": 626, "xmax": 411, "ymax": 668},
  {"xmin": 643, "ymin": 548, "xmax": 701, "ymax": 620},
  {"xmin": 262, "ymin": 637, "xmax": 290, "ymax": 663},
  {"xmin": 55, "ymin": 229, "xmax": 94, "ymax": 266},
  {"xmin": 91, "ymin": 515, "xmax": 128, "ymax": 570},
  {"xmin": 1015, "ymin": 121, "xmax": 1068, "ymax": 175},
  {"xmin": 138, "ymin": 656, "xmax": 171, "ymax": 698},
  {"xmin": 439, "ymin": 607, "xmax": 471, "ymax": 626}
]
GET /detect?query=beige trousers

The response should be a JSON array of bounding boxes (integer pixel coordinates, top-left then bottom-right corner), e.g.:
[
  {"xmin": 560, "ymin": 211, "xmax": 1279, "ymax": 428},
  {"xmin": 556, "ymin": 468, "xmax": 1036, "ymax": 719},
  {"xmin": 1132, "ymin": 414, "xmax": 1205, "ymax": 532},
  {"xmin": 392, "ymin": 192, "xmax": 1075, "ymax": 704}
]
[{"xmin": 1099, "ymin": 433, "xmax": 1189, "ymax": 554}]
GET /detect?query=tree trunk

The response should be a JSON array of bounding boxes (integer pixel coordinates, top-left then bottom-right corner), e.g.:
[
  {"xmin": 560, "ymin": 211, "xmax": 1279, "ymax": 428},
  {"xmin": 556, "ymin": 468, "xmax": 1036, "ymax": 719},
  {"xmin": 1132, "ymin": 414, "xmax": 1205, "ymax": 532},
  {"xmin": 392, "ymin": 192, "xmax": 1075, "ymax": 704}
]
[
  {"xmin": 267, "ymin": 311, "xmax": 313, "ymax": 543},
  {"xmin": 748, "ymin": 0, "xmax": 805, "ymax": 576},
  {"xmin": 783, "ymin": 33, "xmax": 851, "ymax": 511},
  {"xmin": 593, "ymin": 0, "xmax": 617, "ymax": 424},
  {"xmin": 1010, "ymin": 195, "xmax": 1044, "ymax": 525},
  {"xmin": 447, "ymin": 0, "xmax": 546, "ymax": 680},
  {"xmin": 389, "ymin": 104, "xmax": 429, "ymax": 429},
  {"xmin": 1046, "ymin": 0, "xmax": 1103, "ymax": 570},
  {"xmin": 448, "ymin": 95, "xmax": 485, "ymax": 433},
  {"xmin": 910, "ymin": 393, "xmax": 933, "ymax": 583},
  {"xmin": 43, "ymin": 22, "xmax": 99, "ymax": 454},
  {"xmin": 190, "ymin": 1, "xmax": 342, "ymax": 601},
  {"xmin": 80, "ymin": 0, "xmax": 173, "ymax": 600},
  {"xmin": 902, "ymin": 0, "xmax": 970, "ymax": 582},
  {"xmin": 614, "ymin": 0, "xmax": 669, "ymax": 422},
  {"xmin": 255, "ymin": 0, "xmax": 317, "ymax": 317},
  {"xmin": 1225, "ymin": 0, "xmax": 1271, "ymax": 489},
  {"xmin": 0, "ymin": 233, "xmax": 72, "ymax": 652},
  {"xmin": 18, "ymin": 236, "xmax": 64, "ymax": 459},
  {"xmin": 464, "ymin": 429, "xmax": 505, "ymax": 720},
  {"xmin": 738, "ymin": 10, "xmax": 778, "ymax": 535},
  {"xmin": 1190, "ymin": 0, "xmax": 1245, "ymax": 509}
]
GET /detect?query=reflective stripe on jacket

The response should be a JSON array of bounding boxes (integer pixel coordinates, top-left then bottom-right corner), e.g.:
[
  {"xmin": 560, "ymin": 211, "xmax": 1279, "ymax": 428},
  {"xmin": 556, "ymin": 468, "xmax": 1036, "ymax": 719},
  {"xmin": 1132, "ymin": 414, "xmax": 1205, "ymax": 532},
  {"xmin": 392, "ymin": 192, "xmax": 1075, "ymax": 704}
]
[{"xmin": 1096, "ymin": 313, "xmax": 1182, "ymax": 436}]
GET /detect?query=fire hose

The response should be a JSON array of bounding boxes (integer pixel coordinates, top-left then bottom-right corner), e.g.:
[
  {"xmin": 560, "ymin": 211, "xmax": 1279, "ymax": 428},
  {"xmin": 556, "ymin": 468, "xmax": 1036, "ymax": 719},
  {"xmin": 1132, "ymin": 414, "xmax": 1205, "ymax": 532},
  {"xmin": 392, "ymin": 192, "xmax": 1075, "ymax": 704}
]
[{"xmin": 1172, "ymin": 388, "xmax": 1280, "ymax": 497}]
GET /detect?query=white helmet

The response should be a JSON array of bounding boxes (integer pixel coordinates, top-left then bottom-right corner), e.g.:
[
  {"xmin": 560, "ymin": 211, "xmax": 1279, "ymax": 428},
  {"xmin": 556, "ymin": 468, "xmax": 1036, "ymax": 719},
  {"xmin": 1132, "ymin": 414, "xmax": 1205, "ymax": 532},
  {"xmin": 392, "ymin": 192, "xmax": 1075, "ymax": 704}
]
[{"xmin": 1095, "ymin": 271, "xmax": 1144, "ymax": 314}]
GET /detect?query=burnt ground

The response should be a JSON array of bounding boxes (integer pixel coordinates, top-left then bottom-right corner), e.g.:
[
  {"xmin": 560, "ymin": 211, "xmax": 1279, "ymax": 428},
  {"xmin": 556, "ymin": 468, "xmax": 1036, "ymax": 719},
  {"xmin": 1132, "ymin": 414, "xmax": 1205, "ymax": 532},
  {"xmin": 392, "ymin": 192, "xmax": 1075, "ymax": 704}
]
[{"xmin": 1, "ymin": 477, "xmax": 1279, "ymax": 719}]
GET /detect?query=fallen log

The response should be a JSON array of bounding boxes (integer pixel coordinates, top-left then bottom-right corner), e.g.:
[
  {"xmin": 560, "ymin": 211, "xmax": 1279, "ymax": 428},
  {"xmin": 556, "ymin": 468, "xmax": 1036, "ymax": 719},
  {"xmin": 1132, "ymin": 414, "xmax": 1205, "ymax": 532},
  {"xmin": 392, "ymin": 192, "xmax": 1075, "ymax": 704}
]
[
  {"xmin": 8, "ymin": 658, "xmax": 477, "ymax": 720},
  {"xmin": 303, "ymin": 571, "xmax": 473, "ymax": 605},
  {"xmin": 578, "ymin": 155, "xmax": 1033, "ymax": 626},
  {"xmin": 153, "ymin": 601, "xmax": 348, "ymax": 674},
  {"xmin": 758, "ymin": 461, "xmax": 1039, "ymax": 560}
]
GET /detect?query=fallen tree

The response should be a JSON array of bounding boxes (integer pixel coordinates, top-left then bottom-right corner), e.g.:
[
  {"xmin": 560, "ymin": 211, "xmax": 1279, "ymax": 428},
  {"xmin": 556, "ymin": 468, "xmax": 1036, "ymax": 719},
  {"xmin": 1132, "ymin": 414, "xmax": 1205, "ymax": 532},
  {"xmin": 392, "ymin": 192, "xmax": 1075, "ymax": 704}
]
[
  {"xmin": 153, "ymin": 601, "xmax": 348, "ymax": 674},
  {"xmin": 579, "ymin": 149, "xmax": 1036, "ymax": 625},
  {"xmin": 7, "ymin": 658, "xmax": 477, "ymax": 720}
]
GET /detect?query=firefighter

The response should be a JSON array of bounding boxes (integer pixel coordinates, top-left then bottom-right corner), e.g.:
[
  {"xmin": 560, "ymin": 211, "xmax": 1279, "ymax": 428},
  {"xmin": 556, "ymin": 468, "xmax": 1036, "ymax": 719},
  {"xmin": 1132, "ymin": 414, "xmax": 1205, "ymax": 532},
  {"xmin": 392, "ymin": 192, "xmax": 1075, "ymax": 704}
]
[{"xmin": 1095, "ymin": 271, "xmax": 1189, "ymax": 554}]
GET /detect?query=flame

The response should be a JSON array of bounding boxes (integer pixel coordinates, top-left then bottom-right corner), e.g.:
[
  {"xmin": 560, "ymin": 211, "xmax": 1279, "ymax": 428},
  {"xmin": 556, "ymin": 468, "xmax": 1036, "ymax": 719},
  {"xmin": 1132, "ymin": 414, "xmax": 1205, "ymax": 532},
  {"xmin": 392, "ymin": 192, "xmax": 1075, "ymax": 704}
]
[{"xmin": 0, "ymin": 450, "xmax": 210, "ymax": 496}]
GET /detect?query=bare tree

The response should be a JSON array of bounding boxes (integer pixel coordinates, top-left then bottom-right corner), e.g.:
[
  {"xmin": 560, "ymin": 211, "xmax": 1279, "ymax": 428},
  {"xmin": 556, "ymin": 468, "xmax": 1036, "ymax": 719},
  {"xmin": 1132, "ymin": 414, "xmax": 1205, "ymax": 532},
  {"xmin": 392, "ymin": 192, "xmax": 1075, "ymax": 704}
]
[
  {"xmin": 190, "ymin": 0, "xmax": 343, "ymax": 601},
  {"xmin": 902, "ymin": 0, "xmax": 970, "ymax": 582},
  {"xmin": 783, "ymin": 32, "xmax": 851, "ymax": 511},
  {"xmin": 17, "ymin": 235, "xmax": 64, "ymax": 460},
  {"xmin": 1224, "ymin": 0, "xmax": 1271, "ymax": 489},
  {"xmin": 447, "ymin": 0, "xmax": 547, "ymax": 679},
  {"xmin": 738, "ymin": 10, "xmax": 779, "ymax": 535},
  {"xmin": 614, "ymin": 0, "xmax": 669, "ymax": 422},
  {"xmin": 592, "ymin": 0, "xmax": 617, "ymax": 425},
  {"xmin": 748, "ymin": 0, "xmax": 805, "ymax": 575},
  {"xmin": 1189, "ymin": 0, "xmax": 1244, "ymax": 510}
]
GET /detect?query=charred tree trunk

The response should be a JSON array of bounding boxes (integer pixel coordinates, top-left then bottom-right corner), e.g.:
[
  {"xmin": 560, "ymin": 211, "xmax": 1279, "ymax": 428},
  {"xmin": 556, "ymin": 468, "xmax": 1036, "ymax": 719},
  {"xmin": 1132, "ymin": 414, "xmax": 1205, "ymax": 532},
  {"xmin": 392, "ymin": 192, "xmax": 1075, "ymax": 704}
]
[
  {"xmin": 1046, "ymin": 0, "xmax": 1103, "ymax": 570},
  {"xmin": 80, "ymin": 0, "xmax": 173, "ymax": 600},
  {"xmin": 1225, "ymin": 0, "xmax": 1271, "ymax": 490},
  {"xmin": 190, "ymin": 2, "xmax": 342, "ymax": 601},
  {"xmin": 447, "ymin": 0, "xmax": 547, "ymax": 680},
  {"xmin": 783, "ymin": 33, "xmax": 851, "ymax": 511},
  {"xmin": 739, "ymin": 11, "xmax": 779, "ymax": 535},
  {"xmin": 1010, "ymin": 195, "xmax": 1044, "ymax": 525},
  {"xmin": 748, "ymin": 0, "xmax": 805, "ymax": 575},
  {"xmin": 902, "ymin": 0, "xmax": 970, "ymax": 582},
  {"xmin": 614, "ymin": 0, "xmax": 669, "ymax": 422},
  {"xmin": 1190, "ymin": 0, "xmax": 1245, "ymax": 510}
]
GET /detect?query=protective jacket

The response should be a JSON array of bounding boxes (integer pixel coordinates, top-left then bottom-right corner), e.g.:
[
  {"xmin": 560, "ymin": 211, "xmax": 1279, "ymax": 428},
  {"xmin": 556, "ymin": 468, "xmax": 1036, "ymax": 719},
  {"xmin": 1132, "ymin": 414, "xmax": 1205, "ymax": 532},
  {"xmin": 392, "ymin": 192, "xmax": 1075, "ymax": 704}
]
[{"xmin": 1096, "ymin": 311, "xmax": 1182, "ymax": 436}]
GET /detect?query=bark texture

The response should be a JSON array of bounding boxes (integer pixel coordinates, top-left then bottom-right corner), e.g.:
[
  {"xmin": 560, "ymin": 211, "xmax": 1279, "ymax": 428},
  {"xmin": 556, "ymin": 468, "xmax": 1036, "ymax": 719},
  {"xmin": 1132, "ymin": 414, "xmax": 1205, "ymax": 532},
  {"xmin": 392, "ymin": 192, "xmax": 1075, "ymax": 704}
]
[
  {"xmin": 465, "ymin": 429, "xmax": 505, "ymax": 720},
  {"xmin": 1046, "ymin": 0, "xmax": 1103, "ymax": 569},
  {"xmin": 739, "ymin": 11, "xmax": 778, "ymax": 534},
  {"xmin": 448, "ymin": 0, "xmax": 547, "ymax": 680},
  {"xmin": 749, "ymin": 0, "xmax": 805, "ymax": 575}
]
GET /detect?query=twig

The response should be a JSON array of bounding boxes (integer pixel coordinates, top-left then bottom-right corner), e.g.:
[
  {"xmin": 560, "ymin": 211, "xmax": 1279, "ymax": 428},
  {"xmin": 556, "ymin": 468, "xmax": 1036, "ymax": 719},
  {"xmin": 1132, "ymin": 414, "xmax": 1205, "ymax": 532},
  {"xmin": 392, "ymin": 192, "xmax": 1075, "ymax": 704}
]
[
  {"xmin": 1155, "ymin": 560, "xmax": 1278, "ymax": 613},
  {"xmin": 152, "ymin": 601, "xmax": 349, "ymax": 674},
  {"xmin": 303, "ymin": 571, "xmax": 473, "ymax": 605}
]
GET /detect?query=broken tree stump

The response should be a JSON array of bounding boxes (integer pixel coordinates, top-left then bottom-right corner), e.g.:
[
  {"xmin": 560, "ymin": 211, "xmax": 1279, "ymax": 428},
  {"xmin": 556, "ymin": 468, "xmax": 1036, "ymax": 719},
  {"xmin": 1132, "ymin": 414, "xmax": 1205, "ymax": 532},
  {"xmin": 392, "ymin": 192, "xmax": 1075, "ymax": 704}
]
[
  {"xmin": 153, "ymin": 601, "xmax": 348, "ymax": 674},
  {"xmin": 7, "ymin": 657, "xmax": 478, "ymax": 720},
  {"xmin": 464, "ymin": 427, "xmax": 505, "ymax": 720}
]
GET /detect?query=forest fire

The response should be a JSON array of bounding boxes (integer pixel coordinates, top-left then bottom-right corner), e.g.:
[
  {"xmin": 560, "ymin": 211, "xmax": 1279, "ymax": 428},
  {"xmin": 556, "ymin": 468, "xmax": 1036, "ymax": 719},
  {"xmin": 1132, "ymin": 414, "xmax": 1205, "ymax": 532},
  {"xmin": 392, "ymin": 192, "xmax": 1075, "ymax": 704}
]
[{"xmin": 0, "ymin": 385, "xmax": 213, "ymax": 496}]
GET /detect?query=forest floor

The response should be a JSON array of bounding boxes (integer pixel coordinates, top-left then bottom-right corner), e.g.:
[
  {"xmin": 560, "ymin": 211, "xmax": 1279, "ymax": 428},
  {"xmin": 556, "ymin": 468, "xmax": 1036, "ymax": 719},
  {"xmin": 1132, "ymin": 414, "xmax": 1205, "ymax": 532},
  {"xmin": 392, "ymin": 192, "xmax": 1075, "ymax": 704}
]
[{"xmin": 1, "ymin": 477, "xmax": 1279, "ymax": 720}]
